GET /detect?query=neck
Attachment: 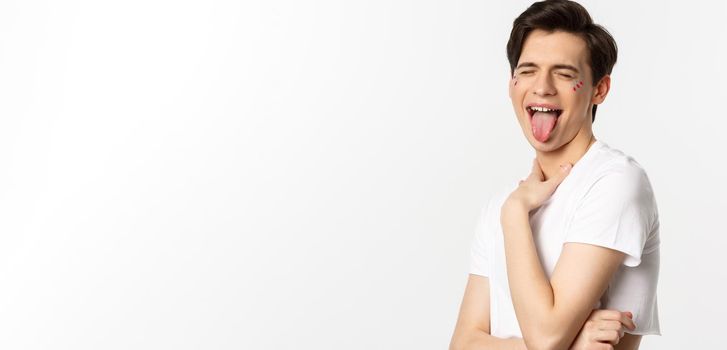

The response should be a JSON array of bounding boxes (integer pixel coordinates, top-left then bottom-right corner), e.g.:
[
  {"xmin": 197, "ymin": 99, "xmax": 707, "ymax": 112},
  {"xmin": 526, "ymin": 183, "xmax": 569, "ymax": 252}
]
[{"xmin": 536, "ymin": 131, "xmax": 596, "ymax": 181}]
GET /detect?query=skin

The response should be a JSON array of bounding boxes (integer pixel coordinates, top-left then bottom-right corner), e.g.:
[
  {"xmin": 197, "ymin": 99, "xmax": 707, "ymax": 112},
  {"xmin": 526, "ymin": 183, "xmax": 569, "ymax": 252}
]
[
  {"xmin": 450, "ymin": 29, "xmax": 644, "ymax": 350},
  {"xmin": 508, "ymin": 29, "xmax": 608, "ymax": 182},
  {"xmin": 504, "ymin": 29, "xmax": 642, "ymax": 350},
  {"xmin": 501, "ymin": 161, "xmax": 628, "ymax": 350},
  {"xmin": 450, "ymin": 274, "xmax": 640, "ymax": 350}
]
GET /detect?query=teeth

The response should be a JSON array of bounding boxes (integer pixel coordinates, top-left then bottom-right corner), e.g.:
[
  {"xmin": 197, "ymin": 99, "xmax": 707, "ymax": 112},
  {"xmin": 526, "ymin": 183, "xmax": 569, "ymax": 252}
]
[{"xmin": 529, "ymin": 106, "xmax": 560, "ymax": 113}]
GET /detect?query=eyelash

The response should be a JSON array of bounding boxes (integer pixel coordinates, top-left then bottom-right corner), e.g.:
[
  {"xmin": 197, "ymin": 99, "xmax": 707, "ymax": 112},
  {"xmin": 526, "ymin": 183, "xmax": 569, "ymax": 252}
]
[{"xmin": 518, "ymin": 71, "xmax": 574, "ymax": 79}]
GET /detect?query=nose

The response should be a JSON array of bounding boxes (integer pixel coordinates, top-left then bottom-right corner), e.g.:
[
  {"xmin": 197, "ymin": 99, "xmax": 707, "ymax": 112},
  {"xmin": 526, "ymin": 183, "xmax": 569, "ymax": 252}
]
[{"xmin": 532, "ymin": 72, "xmax": 557, "ymax": 96}]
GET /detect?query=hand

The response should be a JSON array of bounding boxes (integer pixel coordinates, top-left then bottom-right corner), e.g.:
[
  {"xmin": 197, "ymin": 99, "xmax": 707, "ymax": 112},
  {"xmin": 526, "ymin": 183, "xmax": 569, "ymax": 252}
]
[
  {"xmin": 504, "ymin": 158, "xmax": 572, "ymax": 212},
  {"xmin": 569, "ymin": 309, "xmax": 637, "ymax": 350}
]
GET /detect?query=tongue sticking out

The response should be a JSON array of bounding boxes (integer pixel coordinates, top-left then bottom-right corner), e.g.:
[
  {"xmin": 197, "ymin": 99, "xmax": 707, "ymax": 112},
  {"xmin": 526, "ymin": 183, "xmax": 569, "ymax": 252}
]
[{"xmin": 531, "ymin": 111, "xmax": 558, "ymax": 142}]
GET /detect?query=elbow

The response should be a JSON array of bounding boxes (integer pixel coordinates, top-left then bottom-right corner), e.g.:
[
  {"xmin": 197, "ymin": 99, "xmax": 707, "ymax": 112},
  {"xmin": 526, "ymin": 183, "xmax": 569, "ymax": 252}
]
[
  {"xmin": 449, "ymin": 333, "xmax": 470, "ymax": 350},
  {"xmin": 522, "ymin": 332, "xmax": 562, "ymax": 350},
  {"xmin": 523, "ymin": 342, "xmax": 558, "ymax": 350},
  {"xmin": 448, "ymin": 329, "xmax": 487, "ymax": 350},
  {"xmin": 449, "ymin": 338, "xmax": 465, "ymax": 350}
]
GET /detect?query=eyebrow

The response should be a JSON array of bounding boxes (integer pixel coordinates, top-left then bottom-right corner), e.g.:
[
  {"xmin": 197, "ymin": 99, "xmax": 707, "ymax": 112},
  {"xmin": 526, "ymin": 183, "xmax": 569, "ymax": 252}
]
[{"xmin": 516, "ymin": 62, "xmax": 580, "ymax": 74}]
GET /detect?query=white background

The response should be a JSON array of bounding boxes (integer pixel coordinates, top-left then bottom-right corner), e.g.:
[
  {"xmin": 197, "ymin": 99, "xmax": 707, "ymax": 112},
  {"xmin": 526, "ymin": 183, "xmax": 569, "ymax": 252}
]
[{"xmin": 1, "ymin": 0, "xmax": 725, "ymax": 349}]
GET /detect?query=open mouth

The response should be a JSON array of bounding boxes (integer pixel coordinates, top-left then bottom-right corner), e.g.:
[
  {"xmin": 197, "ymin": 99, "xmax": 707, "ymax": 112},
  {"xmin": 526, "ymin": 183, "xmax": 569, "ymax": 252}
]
[
  {"xmin": 526, "ymin": 105, "xmax": 563, "ymax": 142},
  {"xmin": 526, "ymin": 106, "xmax": 563, "ymax": 119}
]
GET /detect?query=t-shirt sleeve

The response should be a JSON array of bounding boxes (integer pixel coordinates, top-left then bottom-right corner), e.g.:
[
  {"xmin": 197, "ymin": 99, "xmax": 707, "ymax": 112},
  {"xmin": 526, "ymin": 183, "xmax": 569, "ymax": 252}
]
[
  {"xmin": 564, "ymin": 167, "xmax": 656, "ymax": 267},
  {"xmin": 601, "ymin": 248, "xmax": 662, "ymax": 335},
  {"xmin": 469, "ymin": 197, "xmax": 494, "ymax": 277}
]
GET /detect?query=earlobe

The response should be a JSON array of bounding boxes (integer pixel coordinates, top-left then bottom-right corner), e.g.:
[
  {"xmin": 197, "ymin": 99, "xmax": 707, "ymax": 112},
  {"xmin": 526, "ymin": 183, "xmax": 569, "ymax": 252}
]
[
  {"xmin": 592, "ymin": 75, "xmax": 611, "ymax": 104},
  {"xmin": 591, "ymin": 92, "xmax": 602, "ymax": 105}
]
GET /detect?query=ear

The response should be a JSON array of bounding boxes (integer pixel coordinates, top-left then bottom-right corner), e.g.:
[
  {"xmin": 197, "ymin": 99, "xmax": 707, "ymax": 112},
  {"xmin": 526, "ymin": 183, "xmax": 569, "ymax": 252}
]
[{"xmin": 591, "ymin": 74, "xmax": 611, "ymax": 105}]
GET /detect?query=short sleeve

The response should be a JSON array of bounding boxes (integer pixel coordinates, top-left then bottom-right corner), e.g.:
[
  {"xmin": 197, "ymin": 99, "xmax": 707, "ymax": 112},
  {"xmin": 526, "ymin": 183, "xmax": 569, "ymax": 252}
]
[
  {"xmin": 564, "ymin": 167, "xmax": 656, "ymax": 267},
  {"xmin": 469, "ymin": 198, "xmax": 494, "ymax": 277},
  {"xmin": 601, "ymin": 247, "xmax": 662, "ymax": 335}
]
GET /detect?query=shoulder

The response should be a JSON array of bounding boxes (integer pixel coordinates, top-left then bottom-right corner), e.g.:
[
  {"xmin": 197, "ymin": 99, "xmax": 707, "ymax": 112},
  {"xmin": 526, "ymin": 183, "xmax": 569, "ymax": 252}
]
[
  {"xmin": 577, "ymin": 142, "xmax": 659, "ymax": 221},
  {"xmin": 584, "ymin": 142, "xmax": 655, "ymax": 200},
  {"xmin": 488, "ymin": 181, "xmax": 519, "ymax": 212},
  {"xmin": 476, "ymin": 181, "xmax": 518, "ymax": 226}
]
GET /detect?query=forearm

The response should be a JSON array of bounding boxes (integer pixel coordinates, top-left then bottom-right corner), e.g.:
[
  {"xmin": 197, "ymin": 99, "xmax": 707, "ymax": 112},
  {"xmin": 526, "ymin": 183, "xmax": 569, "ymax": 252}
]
[
  {"xmin": 452, "ymin": 321, "xmax": 586, "ymax": 350},
  {"xmin": 455, "ymin": 330, "xmax": 528, "ymax": 350},
  {"xmin": 500, "ymin": 201, "xmax": 559, "ymax": 347}
]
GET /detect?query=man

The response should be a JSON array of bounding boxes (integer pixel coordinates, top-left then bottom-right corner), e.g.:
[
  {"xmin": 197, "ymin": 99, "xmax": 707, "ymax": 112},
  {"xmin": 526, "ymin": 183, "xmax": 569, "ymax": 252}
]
[{"xmin": 449, "ymin": 1, "xmax": 661, "ymax": 350}]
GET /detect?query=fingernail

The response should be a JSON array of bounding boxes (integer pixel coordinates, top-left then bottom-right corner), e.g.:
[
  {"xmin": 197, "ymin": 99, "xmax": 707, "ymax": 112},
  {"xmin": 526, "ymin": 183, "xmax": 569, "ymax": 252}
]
[{"xmin": 626, "ymin": 312, "xmax": 633, "ymax": 318}]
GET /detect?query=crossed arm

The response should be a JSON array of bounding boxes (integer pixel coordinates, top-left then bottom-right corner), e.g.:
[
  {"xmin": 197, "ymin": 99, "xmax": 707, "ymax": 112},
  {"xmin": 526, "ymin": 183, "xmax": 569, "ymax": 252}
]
[
  {"xmin": 449, "ymin": 274, "xmax": 642, "ymax": 350},
  {"xmin": 450, "ymin": 199, "xmax": 641, "ymax": 350},
  {"xmin": 499, "ymin": 200, "xmax": 628, "ymax": 350}
]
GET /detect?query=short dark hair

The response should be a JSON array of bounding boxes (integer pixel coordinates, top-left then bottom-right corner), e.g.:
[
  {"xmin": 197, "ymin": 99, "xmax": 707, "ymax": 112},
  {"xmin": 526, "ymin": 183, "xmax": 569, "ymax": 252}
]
[{"xmin": 506, "ymin": 0, "xmax": 617, "ymax": 123}]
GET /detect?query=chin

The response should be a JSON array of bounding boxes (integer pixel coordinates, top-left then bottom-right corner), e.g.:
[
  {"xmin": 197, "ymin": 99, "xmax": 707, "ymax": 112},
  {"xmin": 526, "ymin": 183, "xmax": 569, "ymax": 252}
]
[{"xmin": 527, "ymin": 135, "xmax": 561, "ymax": 152}]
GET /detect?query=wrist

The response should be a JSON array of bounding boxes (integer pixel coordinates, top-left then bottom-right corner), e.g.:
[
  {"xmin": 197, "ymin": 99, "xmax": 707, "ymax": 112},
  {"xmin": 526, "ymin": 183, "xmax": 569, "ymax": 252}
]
[{"xmin": 502, "ymin": 198, "xmax": 529, "ymax": 217}]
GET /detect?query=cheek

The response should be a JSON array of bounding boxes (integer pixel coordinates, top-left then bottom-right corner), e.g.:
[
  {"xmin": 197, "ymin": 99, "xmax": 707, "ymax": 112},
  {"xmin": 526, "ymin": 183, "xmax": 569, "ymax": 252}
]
[
  {"xmin": 509, "ymin": 76, "xmax": 519, "ymax": 99},
  {"xmin": 571, "ymin": 80, "xmax": 584, "ymax": 92},
  {"xmin": 510, "ymin": 76, "xmax": 527, "ymax": 95},
  {"xmin": 509, "ymin": 76, "xmax": 519, "ymax": 91}
]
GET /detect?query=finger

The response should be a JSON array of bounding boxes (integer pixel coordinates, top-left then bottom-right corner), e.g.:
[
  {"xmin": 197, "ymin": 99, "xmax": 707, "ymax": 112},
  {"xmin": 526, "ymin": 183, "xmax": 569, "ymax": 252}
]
[
  {"xmin": 559, "ymin": 162, "xmax": 572, "ymax": 175},
  {"xmin": 547, "ymin": 162, "xmax": 572, "ymax": 186},
  {"xmin": 587, "ymin": 343, "xmax": 615, "ymax": 350},
  {"xmin": 592, "ymin": 329, "xmax": 621, "ymax": 345},
  {"xmin": 598, "ymin": 320, "xmax": 625, "ymax": 337},
  {"xmin": 595, "ymin": 309, "xmax": 636, "ymax": 331},
  {"xmin": 597, "ymin": 320, "xmax": 623, "ymax": 331},
  {"xmin": 619, "ymin": 311, "xmax": 637, "ymax": 331},
  {"xmin": 593, "ymin": 309, "xmax": 622, "ymax": 321}
]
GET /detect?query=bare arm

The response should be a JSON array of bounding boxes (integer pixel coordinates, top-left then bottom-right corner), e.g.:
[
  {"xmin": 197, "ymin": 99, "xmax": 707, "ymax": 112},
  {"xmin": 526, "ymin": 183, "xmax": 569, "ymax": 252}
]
[
  {"xmin": 614, "ymin": 334, "xmax": 642, "ymax": 350},
  {"xmin": 500, "ymin": 200, "xmax": 626, "ymax": 350},
  {"xmin": 571, "ymin": 308, "xmax": 641, "ymax": 350},
  {"xmin": 449, "ymin": 274, "xmax": 527, "ymax": 350},
  {"xmin": 451, "ymin": 274, "xmax": 641, "ymax": 350}
]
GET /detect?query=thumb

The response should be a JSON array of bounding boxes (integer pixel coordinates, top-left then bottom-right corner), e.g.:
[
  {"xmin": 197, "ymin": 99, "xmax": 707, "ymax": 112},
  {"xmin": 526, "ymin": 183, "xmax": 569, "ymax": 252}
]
[
  {"xmin": 550, "ymin": 163, "xmax": 572, "ymax": 184},
  {"xmin": 545, "ymin": 163, "xmax": 572, "ymax": 190}
]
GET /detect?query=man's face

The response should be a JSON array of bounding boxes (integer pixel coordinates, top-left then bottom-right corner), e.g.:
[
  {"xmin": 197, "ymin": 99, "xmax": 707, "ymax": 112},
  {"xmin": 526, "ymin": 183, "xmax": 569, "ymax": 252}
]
[{"xmin": 509, "ymin": 29, "xmax": 603, "ymax": 151}]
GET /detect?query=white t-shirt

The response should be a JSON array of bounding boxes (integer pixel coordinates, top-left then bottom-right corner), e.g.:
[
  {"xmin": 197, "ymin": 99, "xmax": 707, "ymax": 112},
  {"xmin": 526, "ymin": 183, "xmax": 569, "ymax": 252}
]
[{"xmin": 469, "ymin": 139, "xmax": 661, "ymax": 337}]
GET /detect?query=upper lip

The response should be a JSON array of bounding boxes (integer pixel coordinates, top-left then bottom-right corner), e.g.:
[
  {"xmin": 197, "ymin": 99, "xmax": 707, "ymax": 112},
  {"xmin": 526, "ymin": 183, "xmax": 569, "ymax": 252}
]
[
  {"xmin": 525, "ymin": 102, "xmax": 563, "ymax": 117},
  {"xmin": 526, "ymin": 102, "xmax": 562, "ymax": 110}
]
